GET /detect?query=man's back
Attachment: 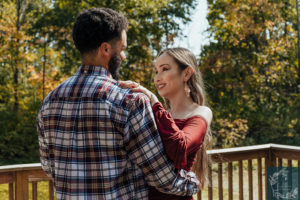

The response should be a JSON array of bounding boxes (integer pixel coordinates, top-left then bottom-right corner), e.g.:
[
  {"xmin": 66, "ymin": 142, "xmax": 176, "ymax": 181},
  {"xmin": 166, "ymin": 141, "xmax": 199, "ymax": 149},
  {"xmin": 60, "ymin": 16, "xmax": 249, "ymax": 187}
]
[
  {"xmin": 38, "ymin": 65, "xmax": 198, "ymax": 199},
  {"xmin": 38, "ymin": 66, "xmax": 147, "ymax": 199}
]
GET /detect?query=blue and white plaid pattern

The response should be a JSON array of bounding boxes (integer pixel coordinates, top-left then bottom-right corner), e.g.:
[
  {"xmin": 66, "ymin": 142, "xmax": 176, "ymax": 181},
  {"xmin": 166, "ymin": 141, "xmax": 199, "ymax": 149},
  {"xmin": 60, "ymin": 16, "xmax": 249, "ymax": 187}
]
[{"xmin": 37, "ymin": 65, "xmax": 199, "ymax": 199}]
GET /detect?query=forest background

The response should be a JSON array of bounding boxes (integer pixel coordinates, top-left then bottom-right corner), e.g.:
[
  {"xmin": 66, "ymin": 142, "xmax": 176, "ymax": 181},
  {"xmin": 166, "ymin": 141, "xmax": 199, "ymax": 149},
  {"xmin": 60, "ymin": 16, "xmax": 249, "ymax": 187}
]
[{"xmin": 0, "ymin": 0, "xmax": 299, "ymax": 165}]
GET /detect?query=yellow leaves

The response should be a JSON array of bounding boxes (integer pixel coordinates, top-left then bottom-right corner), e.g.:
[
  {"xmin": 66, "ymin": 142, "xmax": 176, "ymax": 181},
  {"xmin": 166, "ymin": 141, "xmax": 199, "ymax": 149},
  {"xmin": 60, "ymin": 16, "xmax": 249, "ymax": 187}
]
[
  {"xmin": 242, "ymin": 94, "xmax": 249, "ymax": 101},
  {"xmin": 285, "ymin": 119, "xmax": 298, "ymax": 138},
  {"xmin": 0, "ymin": 0, "xmax": 66, "ymax": 103},
  {"xmin": 28, "ymin": 64, "xmax": 67, "ymax": 100},
  {"xmin": 0, "ymin": 0, "xmax": 36, "ymax": 65},
  {"xmin": 265, "ymin": 20, "xmax": 274, "ymax": 29},
  {"xmin": 288, "ymin": 119, "xmax": 298, "ymax": 129},
  {"xmin": 215, "ymin": 59, "xmax": 222, "ymax": 67},
  {"xmin": 287, "ymin": 132, "xmax": 294, "ymax": 137},
  {"xmin": 25, "ymin": 54, "xmax": 37, "ymax": 63},
  {"xmin": 286, "ymin": 24, "xmax": 295, "ymax": 34},
  {"xmin": 215, "ymin": 118, "xmax": 249, "ymax": 147},
  {"xmin": 291, "ymin": 119, "xmax": 298, "ymax": 125}
]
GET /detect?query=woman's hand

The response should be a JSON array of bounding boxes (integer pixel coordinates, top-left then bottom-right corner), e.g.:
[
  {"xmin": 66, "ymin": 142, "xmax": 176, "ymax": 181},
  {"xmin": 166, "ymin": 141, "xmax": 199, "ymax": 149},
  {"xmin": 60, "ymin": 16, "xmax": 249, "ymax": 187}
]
[
  {"xmin": 118, "ymin": 80, "xmax": 159, "ymax": 106},
  {"xmin": 118, "ymin": 80, "xmax": 140, "ymax": 89}
]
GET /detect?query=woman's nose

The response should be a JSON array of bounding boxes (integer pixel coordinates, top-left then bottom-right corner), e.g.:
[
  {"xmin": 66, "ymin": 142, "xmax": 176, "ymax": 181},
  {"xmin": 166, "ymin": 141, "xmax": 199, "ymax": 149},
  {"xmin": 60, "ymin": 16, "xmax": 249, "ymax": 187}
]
[{"xmin": 154, "ymin": 74, "xmax": 160, "ymax": 83}]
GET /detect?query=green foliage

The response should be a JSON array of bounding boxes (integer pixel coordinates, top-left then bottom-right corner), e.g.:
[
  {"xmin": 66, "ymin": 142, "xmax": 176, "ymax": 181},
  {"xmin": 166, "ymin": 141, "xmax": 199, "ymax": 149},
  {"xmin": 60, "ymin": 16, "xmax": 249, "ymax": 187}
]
[
  {"xmin": 0, "ymin": 101, "xmax": 41, "ymax": 165},
  {"xmin": 0, "ymin": 0, "xmax": 197, "ymax": 165},
  {"xmin": 201, "ymin": 0, "xmax": 300, "ymax": 147},
  {"xmin": 30, "ymin": 0, "xmax": 196, "ymax": 86},
  {"xmin": 2, "ymin": 0, "xmax": 298, "ymax": 165}
]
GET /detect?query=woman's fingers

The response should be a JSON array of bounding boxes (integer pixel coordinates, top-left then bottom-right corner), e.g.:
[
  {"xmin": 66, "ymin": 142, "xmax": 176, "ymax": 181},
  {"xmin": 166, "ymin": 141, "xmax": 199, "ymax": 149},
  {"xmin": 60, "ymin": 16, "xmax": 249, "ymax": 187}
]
[
  {"xmin": 118, "ymin": 81, "xmax": 151, "ymax": 97},
  {"xmin": 130, "ymin": 87, "xmax": 144, "ymax": 93},
  {"xmin": 118, "ymin": 81, "xmax": 139, "ymax": 88},
  {"xmin": 131, "ymin": 87, "xmax": 148, "ymax": 94},
  {"xmin": 131, "ymin": 86, "xmax": 151, "ymax": 97}
]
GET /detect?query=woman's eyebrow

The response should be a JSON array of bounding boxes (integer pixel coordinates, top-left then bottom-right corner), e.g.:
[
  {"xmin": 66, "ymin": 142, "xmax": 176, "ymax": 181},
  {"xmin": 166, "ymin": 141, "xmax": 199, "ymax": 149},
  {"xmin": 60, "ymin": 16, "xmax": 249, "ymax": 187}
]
[{"xmin": 159, "ymin": 64, "xmax": 170, "ymax": 68}]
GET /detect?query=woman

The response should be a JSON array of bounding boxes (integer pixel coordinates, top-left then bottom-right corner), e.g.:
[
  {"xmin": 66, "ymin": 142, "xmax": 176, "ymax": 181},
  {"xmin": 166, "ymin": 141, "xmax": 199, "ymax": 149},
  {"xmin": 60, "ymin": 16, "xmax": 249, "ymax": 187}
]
[{"xmin": 119, "ymin": 47, "xmax": 212, "ymax": 199}]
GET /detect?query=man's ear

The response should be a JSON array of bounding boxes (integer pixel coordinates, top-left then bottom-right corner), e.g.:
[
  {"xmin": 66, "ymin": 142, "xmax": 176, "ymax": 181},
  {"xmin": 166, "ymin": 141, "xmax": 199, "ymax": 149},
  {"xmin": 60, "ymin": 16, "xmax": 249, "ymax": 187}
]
[
  {"xmin": 183, "ymin": 66, "xmax": 195, "ymax": 82},
  {"xmin": 98, "ymin": 42, "xmax": 111, "ymax": 57}
]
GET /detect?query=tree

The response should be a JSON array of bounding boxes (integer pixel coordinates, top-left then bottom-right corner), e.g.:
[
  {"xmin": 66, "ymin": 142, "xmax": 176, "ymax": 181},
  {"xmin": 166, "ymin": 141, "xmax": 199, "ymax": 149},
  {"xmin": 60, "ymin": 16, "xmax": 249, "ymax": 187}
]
[
  {"xmin": 0, "ymin": 0, "xmax": 45, "ymax": 165},
  {"xmin": 0, "ymin": 0, "xmax": 39, "ymax": 111},
  {"xmin": 31, "ymin": 0, "xmax": 196, "ymax": 89},
  {"xmin": 200, "ymin": 0, "xmax": 300, "ymax": 147},
  {"xmin": 0, "ymin": 0, "xmax": 198, "ymax": 165}
]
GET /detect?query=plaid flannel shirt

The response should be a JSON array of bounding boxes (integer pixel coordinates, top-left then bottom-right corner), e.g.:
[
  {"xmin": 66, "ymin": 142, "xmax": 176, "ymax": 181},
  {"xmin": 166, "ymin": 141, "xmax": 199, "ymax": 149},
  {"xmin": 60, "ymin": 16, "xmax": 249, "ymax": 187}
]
[{"xmin": 37, "ymin": 65, "xmax": 199, "ymax": 200}]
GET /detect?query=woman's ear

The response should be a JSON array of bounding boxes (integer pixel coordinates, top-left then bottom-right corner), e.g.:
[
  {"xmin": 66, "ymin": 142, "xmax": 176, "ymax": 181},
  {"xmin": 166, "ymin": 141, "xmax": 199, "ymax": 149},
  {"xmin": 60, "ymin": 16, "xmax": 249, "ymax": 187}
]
[{"xmin": 183, "ymin": 66, "xmax": 195, "ymax": 82}]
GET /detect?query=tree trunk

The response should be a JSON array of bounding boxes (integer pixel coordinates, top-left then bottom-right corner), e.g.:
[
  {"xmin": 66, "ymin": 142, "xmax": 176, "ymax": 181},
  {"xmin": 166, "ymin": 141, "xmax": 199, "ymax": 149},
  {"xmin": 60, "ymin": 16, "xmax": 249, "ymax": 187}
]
[
  {"xmin": 43, "ymin": 40, "xmax": 47, "ymax": 100},
  {"xmin": 13, "ymin": 0, "xmax": 22, "ymax": 112}
]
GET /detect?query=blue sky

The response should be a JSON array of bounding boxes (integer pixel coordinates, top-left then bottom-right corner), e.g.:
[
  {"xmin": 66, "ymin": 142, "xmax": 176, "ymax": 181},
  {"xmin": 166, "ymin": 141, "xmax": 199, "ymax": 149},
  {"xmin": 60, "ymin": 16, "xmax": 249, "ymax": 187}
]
[{"xmin": 172, "ymin": 0, "xmax": 210, "ymax": 56}]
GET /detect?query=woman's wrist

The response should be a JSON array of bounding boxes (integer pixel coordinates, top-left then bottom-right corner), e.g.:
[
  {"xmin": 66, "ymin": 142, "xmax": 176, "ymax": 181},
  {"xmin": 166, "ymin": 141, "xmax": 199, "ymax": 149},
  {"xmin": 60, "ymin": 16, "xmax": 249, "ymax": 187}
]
[{"xmin": 149, "ymin": 93, "xmax": 159, "ymax": 106}]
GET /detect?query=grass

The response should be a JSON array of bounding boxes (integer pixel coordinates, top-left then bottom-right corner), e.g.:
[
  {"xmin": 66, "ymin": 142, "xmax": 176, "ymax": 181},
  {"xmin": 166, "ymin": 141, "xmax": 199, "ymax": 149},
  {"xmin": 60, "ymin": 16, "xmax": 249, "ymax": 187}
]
[
  {"xmin": 0, "ymin": 159, "xmax": 298, "ymax": 200},
  {"xmin": 0, "ymin": 181, "xmax": 56, "ymax": 200}
]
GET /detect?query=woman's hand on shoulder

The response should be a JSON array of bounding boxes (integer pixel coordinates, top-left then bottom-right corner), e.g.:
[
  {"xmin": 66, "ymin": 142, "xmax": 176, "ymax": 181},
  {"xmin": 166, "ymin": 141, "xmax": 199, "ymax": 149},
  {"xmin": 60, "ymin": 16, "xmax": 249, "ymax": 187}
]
[
  {"xmin": 194, "ymin": 106, "xmax": 213, "ymax": 126},
  {"xmin": 118, "ymin": 80, "xmax": 159, "ymax": 106},
  {"xmin": 118, "ymin": 80, "xmax": 140, "ymax": 89}
]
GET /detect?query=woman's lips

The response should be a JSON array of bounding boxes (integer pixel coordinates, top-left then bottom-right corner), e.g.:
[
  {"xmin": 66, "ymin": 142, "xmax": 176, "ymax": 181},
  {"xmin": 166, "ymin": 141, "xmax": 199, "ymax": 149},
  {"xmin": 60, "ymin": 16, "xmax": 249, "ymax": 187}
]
[{"xmin": 156, "ymin": 83, "xmax": 166, "ymax": 90}]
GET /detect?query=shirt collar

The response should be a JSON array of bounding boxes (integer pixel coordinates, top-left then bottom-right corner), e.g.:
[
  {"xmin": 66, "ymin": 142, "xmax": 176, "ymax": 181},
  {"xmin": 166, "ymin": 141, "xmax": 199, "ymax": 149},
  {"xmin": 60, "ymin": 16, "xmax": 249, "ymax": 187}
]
[{"xmin": 75, "ymin": 65, "xmax": 112, "ymax": 79}]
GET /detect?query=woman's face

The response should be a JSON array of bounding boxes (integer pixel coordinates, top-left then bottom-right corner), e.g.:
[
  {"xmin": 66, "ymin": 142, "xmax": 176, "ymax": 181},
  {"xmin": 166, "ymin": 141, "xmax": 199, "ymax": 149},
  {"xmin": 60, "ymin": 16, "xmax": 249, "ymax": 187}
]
[{"xmin": 154, "ymin": 52, "xmax": 185, "ymax": 98}]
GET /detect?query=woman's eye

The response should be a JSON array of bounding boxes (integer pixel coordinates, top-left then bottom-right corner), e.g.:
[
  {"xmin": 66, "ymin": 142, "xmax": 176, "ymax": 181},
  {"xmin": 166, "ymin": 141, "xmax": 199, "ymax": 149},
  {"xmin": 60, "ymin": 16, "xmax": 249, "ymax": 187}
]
[{"xmin": 162, "ymin": 68, "xmax": 169, "ymax": 71}]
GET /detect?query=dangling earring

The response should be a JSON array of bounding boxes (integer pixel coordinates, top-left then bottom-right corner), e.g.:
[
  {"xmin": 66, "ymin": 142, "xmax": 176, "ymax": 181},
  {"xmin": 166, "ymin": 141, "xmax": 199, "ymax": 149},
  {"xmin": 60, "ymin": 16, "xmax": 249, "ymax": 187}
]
[{"xmin": 184, "ymin": 82, "xmax": 191, "ymax": 97}]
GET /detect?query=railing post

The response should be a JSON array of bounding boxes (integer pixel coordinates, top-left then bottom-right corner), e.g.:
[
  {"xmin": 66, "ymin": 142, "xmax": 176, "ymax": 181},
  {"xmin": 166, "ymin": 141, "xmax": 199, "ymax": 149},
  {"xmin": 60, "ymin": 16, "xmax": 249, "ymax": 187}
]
[
  {"xmin": 208, "ymin": 164, "xmax": 213, "ymax": 200},
  {"xmin": 257, "ymin": 157, "xmax": 263, "ymax": 200},
  {"xmin": 248, "ymin": 159, "xmax": 253, "ymax": 200},
  {"xmin": 49, "ymin": 180, "xmax": 54, "ymax": 200},
  {"xmin": 9, "ymin": 183, "xmax": 14, "ymax": 200},
  {"xmin": 218, "ymin": 163, "xmax": 223, "ymax": 200},
  {"xmin": 238, "ymin": 160, "xmax": 243, "ymax": 200},
  {"xmin": 15, "ymin": 171, "xmax": 29, "ymax": 200},
  {"xmin": 265, "ymin": 147, "xmax": 276, "ymax": 200},
  {"xmin": 32, "ymin": 181, "xmax": 37, "ymax": 200},
  {"xmin": 228, "ymin": 162, "xmax": 233, "ymax": 200},
  {"xmin": 265, "ymin": 147, "xmax": 276, "ymax": 167}
]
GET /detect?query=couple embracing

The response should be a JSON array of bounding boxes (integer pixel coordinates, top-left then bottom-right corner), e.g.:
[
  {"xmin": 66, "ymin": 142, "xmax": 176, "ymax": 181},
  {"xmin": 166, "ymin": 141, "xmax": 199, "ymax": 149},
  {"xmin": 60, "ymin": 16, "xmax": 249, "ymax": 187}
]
[{"xmin": 37, "ymin": 7, "xmax": 212, "ymax": 200}]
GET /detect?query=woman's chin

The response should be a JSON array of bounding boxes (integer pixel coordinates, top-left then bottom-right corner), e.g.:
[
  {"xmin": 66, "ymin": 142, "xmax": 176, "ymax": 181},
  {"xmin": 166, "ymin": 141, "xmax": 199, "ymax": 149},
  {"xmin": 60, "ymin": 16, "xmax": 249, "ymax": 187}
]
[{"xmin": 158, "ymin": 92, "xmax": 168, "ymax": 99}]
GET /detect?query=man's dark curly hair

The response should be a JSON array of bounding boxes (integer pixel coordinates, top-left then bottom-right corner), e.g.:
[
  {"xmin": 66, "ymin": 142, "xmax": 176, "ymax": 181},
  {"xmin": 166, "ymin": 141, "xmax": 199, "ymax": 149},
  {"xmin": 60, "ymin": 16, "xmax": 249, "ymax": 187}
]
[{"xmin": 72, "ymin": 8, "xmax": 128, "ymax": 55}]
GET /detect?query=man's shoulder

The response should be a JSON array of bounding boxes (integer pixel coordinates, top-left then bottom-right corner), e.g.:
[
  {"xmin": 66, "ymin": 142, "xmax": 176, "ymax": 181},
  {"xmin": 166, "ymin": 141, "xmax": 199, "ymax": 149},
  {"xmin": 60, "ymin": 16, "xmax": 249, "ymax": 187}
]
[
  {"xmin": 42, "ymin": 76, "xmax": 74, "ymax": 100},
  {"xmin": 109, "ymin": 85, "xmax": 150, "ymax": 110}
]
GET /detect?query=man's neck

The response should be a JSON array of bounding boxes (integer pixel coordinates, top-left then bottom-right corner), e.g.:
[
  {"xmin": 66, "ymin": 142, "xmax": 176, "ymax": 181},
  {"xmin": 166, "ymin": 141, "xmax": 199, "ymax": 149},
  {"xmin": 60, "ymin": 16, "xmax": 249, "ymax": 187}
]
[{"xmin": 81, "ymin": 54, "xmax": 108, "ymax": 70}]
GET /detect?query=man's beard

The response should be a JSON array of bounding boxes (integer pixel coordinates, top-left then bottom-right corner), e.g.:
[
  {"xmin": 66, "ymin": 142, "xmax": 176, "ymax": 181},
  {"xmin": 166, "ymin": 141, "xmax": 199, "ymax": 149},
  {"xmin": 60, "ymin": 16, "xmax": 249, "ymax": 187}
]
[{"xmin": 108, "ymin": 53, "xmax": 122, "ymax": 80}]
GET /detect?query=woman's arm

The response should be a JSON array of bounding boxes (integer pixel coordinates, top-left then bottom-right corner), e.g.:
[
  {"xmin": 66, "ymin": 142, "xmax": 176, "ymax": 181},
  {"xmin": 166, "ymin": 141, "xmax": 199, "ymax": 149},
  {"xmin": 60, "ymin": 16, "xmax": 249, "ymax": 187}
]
[
  {"xmin": 152, "ymin": 102, "xmax": 207, "ymax": 169},
  {"xmin": 118, "ymin": 80, "xmax": 209, "ymax": 169}
]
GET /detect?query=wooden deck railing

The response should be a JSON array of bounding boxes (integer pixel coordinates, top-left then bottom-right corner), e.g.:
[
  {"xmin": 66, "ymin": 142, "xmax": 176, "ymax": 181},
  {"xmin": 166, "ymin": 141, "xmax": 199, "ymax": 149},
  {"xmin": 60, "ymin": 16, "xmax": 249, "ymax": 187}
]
[
  {"xmin": 1, "ymin": 143, "xmax": 300, "ymax": 200},
  {"xmin": 199, "ymin": 143, "xmax": 300, "ymax": 200},
  {"xmin": 0, "ymin": 163, "xmax": 54, "ymax": 200}
]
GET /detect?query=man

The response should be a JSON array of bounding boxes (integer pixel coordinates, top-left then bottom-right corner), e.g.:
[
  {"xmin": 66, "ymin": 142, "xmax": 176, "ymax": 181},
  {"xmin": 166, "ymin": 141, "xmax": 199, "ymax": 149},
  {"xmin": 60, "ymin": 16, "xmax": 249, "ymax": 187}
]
[{"xmin": 37, "ymin": 8, "xmax": 199, "ymax": 199}]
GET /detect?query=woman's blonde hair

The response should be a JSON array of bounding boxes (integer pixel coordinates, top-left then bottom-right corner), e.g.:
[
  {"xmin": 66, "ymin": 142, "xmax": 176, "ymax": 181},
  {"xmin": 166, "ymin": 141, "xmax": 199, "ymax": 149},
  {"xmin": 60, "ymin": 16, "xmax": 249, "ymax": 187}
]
[{"xmin": 157, "ymin": 47, "xmax": 212, "ymax": 194}]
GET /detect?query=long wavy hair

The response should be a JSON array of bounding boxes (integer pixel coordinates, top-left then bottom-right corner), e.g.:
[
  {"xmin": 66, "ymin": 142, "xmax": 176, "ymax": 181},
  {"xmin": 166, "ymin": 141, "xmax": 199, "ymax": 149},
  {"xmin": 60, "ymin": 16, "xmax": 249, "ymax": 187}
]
[{"xmin": 157, "ymin": 47, "xmax": 212, "ymax": 194}]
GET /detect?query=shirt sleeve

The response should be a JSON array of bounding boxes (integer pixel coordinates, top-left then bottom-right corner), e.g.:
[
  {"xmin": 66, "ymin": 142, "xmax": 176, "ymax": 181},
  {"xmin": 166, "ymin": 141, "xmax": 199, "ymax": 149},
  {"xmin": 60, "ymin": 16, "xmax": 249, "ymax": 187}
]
[
  {"xmin": 124, "ymin": 94, "xmax": 199, "ymax": 196},
  {"xmin": 37, "ymin": 110, "xmax": 52, "ymax": 177},
  {"xmin": 152, "ymin": 102, "xmax": 207, "ymax": 169}
]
